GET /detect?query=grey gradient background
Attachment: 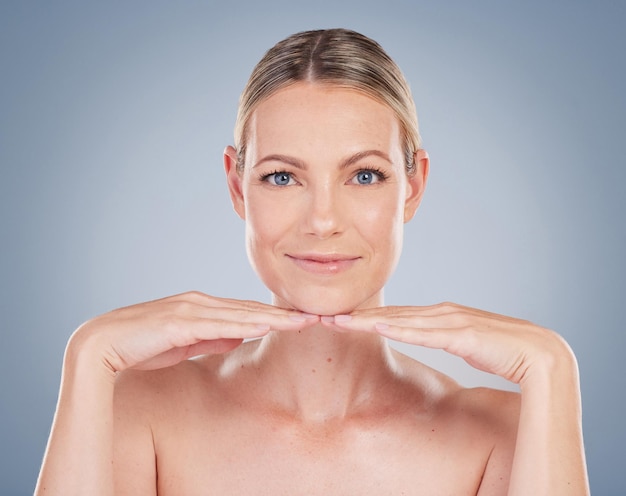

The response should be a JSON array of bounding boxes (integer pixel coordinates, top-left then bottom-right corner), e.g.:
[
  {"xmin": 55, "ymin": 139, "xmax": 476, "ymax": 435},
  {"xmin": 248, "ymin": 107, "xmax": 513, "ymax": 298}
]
[{"xmin": 1, "ymin": 1, "xmax": 624, "ymax": 494}]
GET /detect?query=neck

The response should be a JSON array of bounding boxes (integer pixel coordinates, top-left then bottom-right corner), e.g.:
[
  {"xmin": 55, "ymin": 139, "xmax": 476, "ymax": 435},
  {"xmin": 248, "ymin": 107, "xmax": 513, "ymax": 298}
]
[{"xmin": 249, "ymin": 321, "xmax": 398, "ymax": 423}]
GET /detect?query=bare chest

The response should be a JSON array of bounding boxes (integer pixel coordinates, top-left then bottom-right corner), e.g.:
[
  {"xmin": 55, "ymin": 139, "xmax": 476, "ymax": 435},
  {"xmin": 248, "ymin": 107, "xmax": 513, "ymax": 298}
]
[{"xmin": 153, "ymin": 409, "xmax": 491, "ymax": 495}]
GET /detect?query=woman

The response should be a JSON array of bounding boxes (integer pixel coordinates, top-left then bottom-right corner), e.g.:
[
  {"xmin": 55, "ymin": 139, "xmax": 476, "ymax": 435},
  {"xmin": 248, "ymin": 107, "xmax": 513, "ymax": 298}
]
[{"xmin": 36, "ymin": 28, "xmax": 589, "ymax": 495}]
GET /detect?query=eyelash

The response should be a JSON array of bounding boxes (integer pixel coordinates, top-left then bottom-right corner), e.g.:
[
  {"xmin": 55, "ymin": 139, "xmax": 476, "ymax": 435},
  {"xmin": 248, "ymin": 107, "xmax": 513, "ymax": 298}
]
[
  {"xmin": 259, "ymin": 170, "xmax": 295, "ymax": 185},
  {"xmin": 357, "ymin": 167, "xmax": 389, "ymax": 183},
  {"xmin": 259, "ymin": 167, "xmax": 389, "ymax": 185}
]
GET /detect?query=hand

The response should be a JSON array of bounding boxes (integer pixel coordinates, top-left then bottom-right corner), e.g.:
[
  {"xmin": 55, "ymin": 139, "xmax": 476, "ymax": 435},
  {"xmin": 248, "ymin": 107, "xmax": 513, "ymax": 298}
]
[
  {"xmin": 70, "ymin": 291, "xmax": 316, "ymax": 374},
  {"xmin": 323, "ymin": 302, "xmax": 575, "ymax": 385}
]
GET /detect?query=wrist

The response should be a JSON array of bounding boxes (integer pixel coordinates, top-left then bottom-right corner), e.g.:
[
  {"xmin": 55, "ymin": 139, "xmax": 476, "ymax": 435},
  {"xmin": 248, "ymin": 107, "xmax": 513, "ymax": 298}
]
[
  {"xmin": 519, "ymin": 332, "xmax": 580, "ymax": 393},
  {"xmin": 64, "ymin": 324, "xmax": 118, "ymax": 385}
]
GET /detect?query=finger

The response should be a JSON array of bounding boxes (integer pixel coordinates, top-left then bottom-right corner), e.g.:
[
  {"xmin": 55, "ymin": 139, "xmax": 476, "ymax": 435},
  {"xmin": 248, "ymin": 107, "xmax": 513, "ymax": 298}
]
[
  {"xmin": 373, "ymin": 323, "xmax": 471, "ymax": 355},
  {"xmin": 131, "ymin": 338, "xmax": 246, "ymax": 371},
  {"xmin": 151, "ymin": 300, "xmax": 318, "ymax": 332},
  {"xmin": 349, "ymin": 302, "xmax": 515, "ymax": 324},
  {"xmin": 184, "ymin": 305, "xmax": 315, "ymax": 329},
  {"xmin": 327, "ymin": 313, "xmax": 458, "ymax": 333},
  {"xmin": 332, "ymin": 307, "xmax": 515, "ymax": 333},
  {"xmin": 171, "ymin": 292, "xmax": 304, "ymax": 317},
  {"xmin": 183, "ymin": 338, "xmax": 244, "ymax": 357},
  {"xmin": 166, "ymin": 318, "xmax": 276, "ymax": 347},
  {"xmin": 166, "ymin": 311, "xmax": 320, "ymax": 348},
  {"xmin": 348, "ymin": 303, "xmax": 459, "ymax": 318},
  {"xmin": 149, "ymin": 292, "xmax": 321, "ymax": 329},
  {"xmin": 320, "ymin": 315, "xmax": 372, "ymax": 333}
]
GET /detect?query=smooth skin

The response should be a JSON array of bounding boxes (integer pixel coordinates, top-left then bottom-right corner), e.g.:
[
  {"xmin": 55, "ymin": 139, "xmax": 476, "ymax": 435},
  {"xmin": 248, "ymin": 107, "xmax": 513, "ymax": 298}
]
[{"xmin": 36, "ymin": 83, "xmax": 589, "ymax": 495}]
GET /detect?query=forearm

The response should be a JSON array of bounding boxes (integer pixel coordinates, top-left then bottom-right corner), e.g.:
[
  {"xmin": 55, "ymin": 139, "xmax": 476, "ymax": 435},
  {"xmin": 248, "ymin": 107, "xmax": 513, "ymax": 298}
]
[
  {"xmin": 508, "ymin": 344, "xmax": 589, "ymax": 496},
  {"xmin": 35, "ymin": 335, "xmax": 117, "ymax": 496}
]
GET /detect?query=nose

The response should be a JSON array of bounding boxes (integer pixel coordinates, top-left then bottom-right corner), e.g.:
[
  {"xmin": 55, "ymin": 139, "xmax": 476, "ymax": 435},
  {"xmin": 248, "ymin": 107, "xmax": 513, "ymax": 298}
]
[{"xmin": 303, "ymin": 181, "xmax": 345, "ymax": 239}]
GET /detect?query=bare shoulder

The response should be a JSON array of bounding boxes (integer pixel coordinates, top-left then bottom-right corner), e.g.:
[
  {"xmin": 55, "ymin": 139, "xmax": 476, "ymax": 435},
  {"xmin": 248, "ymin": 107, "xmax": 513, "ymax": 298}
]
[
  {"xmin": 111, "ymin": 359, "xmax": 226, "ymax": 495},
  {"xmin": 391, "ymin": 348, "xmax": 520, "ymax": 452},
  {"xmin": 110, "ymin": 346, "xmax": 522, "ymax": 494},
  {"xmin": 113, "ymin": 355, "xmax": 225, "ymax": 416},
  {"xmin": 392, "ymin": 350, "xmax": 520, "ymax": 492},
  {"xmin": 394, "ymin": 347, "xmax": 519, "ymax": 408},
  {"xmin": 386, "ymin": 350, "xmax": 520, "ymax": 491}
]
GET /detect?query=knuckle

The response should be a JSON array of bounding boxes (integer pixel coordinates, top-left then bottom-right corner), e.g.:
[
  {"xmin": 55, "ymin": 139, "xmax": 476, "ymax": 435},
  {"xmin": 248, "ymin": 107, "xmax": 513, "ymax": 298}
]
[
  {"xmin": 160, "ymin": 316, "xmax": 183, "ymax": 340},
  {"xmin": 182, "ymin": 290, "xmax": 207, "ymax": 301},
  {"xmin": 234, "ymin": 308, "xmax": 254, "ymax": 321},
  {"xmin": 240, "ymin": 299, "xmax": 262, "ymax": 312},
  {"xmin": 169, "ymin": 300, "xmax": 195, "ymax": 315},
  {"xmin": 437, "ymin": 301, "xmax": 457, "ymax": 312},
  {"xmin": 446, "ymin": 309, "xmax": 471, "ymax": 327}
]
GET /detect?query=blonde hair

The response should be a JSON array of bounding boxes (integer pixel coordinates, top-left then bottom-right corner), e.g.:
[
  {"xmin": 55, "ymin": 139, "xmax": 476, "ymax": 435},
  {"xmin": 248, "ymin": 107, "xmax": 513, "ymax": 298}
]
[{"xmin": 234, "ymin": 28, "xmax": 421, "ymax": 175}]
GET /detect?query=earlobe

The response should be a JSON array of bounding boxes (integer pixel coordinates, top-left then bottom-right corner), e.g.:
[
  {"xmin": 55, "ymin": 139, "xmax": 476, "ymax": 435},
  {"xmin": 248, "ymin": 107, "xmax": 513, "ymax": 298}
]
[
  {"xmin": 404, "ymin": 149, "xmax": 430, "ymax": 223},
  {"xmin": 223, "ymin": 145, "xmax": 246, "ymax": 220}
]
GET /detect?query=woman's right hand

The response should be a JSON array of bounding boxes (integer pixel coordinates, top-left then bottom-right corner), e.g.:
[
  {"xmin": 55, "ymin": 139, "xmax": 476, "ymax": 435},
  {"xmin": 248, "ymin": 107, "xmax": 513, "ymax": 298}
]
[{"xmin": 69, "ymin": 291, "xmax": 316, "ymax": 374}]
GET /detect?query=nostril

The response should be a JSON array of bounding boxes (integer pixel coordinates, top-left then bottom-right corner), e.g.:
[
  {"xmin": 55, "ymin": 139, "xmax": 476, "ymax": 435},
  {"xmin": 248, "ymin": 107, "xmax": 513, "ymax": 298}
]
[
  {"xmin": 303, "ymin": 188, "xmax": 344, "ymax": 238},
  {"xmin": 306, "ymin": 213, "xmax": 341, "ymax": 238}
]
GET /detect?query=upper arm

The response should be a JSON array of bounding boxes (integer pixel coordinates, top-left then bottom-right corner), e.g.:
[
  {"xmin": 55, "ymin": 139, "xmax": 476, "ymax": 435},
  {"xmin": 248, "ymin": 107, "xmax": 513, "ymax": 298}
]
[
  {"xmin": 112, "ymin": 370, "xmax": 158, "ymax": 495},
  {"xmin": 476, "ymin": 390, "xmax": 520, "ymax": 496}
]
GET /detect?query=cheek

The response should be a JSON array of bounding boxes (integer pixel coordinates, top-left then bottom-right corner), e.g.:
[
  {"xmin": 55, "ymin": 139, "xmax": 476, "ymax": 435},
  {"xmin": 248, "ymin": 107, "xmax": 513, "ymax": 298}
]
[
  {"xmin": 243, "ymin": 192, "xmax": 293, "ymax": 260},
  {"xmin": 356, "ymin": 190, "xmax": 405, "ymax": 246}
]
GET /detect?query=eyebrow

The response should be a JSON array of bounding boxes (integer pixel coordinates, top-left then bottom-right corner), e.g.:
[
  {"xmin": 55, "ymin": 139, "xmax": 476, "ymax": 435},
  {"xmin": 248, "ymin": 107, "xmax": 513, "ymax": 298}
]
[{"xmin": 252, "ymin": 150, "xmax": 393, "ymax": 170}]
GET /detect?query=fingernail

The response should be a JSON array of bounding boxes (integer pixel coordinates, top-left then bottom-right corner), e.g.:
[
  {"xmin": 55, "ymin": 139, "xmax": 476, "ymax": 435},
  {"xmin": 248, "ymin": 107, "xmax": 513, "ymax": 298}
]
[
  {"xmin": 321, "ymin": 316, "xmax": 335, "ymax": 324},
  {"xmin": 334, "ymin": 314, "xmax": 352, "ymax": 323},
  {"xmin": 289, "ymin": 314, "xmax": 306, "ymax": 322},
  {"xmin": 375, "ymin": 322, "xmax": 389, "ymax": 330},
  {"xmin": 301, "ymin": 313, "xmax": 319, "ymax": 320},
  {"xmin": 256, "ymin": 323, "xmax": 271, "ymax": 331}
]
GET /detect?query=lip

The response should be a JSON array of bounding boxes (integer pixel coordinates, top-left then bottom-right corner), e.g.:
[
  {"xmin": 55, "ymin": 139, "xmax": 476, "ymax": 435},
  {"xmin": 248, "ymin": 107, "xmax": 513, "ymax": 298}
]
[{"xmin": 286, "ymin": 253, "xmax": 360, "ymax": 275}]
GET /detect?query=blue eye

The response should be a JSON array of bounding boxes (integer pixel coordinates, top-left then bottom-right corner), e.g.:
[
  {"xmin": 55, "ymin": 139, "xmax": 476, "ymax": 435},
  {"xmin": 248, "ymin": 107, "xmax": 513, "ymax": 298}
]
[
  {"xmin": 356, "ymin": 171, "xmax": 374, "ymax": 184},
  {"xmin": 353, "ymin": 169, "xmax": 386, "ymax": 185},
  {"xmin": 263, "ymin": 171, "xmax": 294, "ymax": 186},
  {"xmin": 273, "ymin": 173, "xmax": 291, "ymax": 185}
]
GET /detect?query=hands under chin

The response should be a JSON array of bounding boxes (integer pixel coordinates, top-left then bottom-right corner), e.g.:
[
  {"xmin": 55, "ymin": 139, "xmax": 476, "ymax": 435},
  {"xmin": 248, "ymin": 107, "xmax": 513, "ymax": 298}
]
[
  {"xmin": 319, "ymin": 302, "xmax": 578, "ymax": 386},
  {"xmin": 73, "ymin": 289, "xmax": 577, "ymax": 387}
]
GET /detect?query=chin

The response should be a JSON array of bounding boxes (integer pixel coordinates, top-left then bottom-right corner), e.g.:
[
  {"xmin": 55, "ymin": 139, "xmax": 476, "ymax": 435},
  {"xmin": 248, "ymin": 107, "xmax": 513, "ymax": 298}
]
[
  {"xmin": 272, "ymin": 287, "xmax": 383, "ymax": 316},
  {"xmin": 293, "ymin": 301, "xmax": 354, "ymax": 316}
]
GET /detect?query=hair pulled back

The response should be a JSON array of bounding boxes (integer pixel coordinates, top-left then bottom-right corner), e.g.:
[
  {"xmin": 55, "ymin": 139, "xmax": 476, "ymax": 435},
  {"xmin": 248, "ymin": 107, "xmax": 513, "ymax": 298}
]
[{"xmin": 234, "ymin": 28, "xmax": 421, "ymax": 175}]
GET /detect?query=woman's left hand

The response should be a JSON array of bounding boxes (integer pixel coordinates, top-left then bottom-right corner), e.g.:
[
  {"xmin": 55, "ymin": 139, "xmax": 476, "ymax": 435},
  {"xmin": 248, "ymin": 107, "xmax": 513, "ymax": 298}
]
[
  {"xmin": 328, "ymin": 302, "xmax": 590, "ymax": 494},
  {"xmin": 323, "ymin": 302, "xmax": 576, "ymax": 385}
]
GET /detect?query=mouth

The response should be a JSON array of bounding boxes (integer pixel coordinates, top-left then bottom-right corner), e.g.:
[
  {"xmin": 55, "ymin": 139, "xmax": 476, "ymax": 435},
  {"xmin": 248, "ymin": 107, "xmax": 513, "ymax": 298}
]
[{"xmin": 286, "ymin": 253, "xmax": 360, "ymax": 275}]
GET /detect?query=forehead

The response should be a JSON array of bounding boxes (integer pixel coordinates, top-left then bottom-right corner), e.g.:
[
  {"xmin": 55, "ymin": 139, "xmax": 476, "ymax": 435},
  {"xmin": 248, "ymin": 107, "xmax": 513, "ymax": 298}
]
[{"xmin": 247, "ymin": 83, "xmax": 403, "ymax": 164}]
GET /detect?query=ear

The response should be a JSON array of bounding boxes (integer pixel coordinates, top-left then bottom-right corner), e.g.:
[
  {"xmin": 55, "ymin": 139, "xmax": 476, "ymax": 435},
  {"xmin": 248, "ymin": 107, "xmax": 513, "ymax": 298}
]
[
  {"xmin": 224, "ymin": 145, "xmax": 246, "ymax": 220},
  {"xmin": 403, "ymin": 149, "xmax": 430, "ymax": 223}
]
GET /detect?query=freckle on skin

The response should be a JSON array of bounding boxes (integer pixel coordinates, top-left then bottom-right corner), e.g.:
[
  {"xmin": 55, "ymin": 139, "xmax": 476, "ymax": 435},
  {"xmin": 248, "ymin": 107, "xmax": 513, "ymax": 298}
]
[
  {"xmin": 312, "ymin": 369, "xmax": 316, "ymax": 373},
  {"xmin": 327, "ymin": 357, "xmax": 332, "ymax": 363}
]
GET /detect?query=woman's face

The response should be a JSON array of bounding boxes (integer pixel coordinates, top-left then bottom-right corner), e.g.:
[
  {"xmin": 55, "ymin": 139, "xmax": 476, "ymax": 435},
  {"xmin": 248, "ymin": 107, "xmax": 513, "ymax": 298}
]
[{"xmin": 225, "ymin": 82, "xmax": 427, "ymax": 315}]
